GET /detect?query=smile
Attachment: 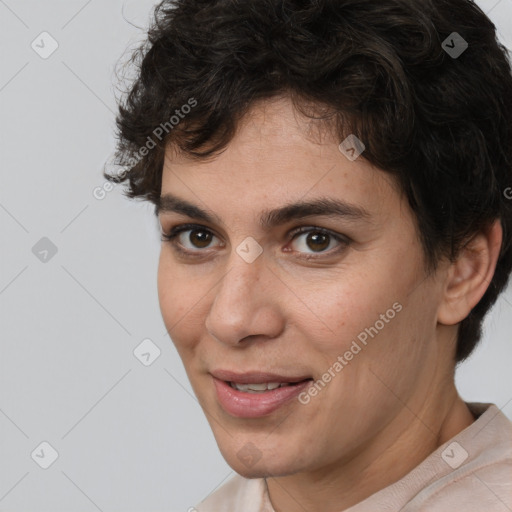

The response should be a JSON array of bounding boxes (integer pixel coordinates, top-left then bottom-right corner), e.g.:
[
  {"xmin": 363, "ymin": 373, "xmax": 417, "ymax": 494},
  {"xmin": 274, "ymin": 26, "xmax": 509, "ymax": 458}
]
[{"xmin": 211, "ymin": 373, "xmax": 313, "ymax": 418}]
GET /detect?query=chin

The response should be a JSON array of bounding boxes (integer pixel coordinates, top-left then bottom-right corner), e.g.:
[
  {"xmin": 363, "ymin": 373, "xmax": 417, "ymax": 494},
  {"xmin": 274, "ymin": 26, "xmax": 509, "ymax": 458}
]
[
  {"xmin": 230, "ymin": 460, "xmax": 300, "ymax": 480},
  {"xmin": 221, "ymin": 443, "xmax": 307, "ymax": 479},
  {"xmin": 230, "ymin": 464, "xmax": 270, "ymax": 479}
]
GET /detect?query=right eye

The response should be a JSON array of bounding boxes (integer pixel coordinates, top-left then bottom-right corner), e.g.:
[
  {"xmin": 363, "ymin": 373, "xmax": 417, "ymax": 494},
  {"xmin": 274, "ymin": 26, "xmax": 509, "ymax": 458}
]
[{"xmin": 161, "ymin": 223, "xmax": 224, "ymax": 256}]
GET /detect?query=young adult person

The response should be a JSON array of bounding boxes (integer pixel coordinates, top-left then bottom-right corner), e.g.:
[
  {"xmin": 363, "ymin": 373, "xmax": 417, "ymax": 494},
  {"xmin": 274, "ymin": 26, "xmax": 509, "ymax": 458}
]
[{"xmin": 105, "ymin": 1, "xmax": 512, "ymax": 510}]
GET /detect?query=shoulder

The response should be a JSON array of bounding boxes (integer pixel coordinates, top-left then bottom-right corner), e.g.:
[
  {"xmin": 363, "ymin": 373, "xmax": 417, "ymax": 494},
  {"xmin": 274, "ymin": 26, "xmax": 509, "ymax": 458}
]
[
  {"xmin": 194, "ymin": 474, "xmax": 268, "ymax": 512},
  {"xmin": 347, "ymin": 403, "xmax": 512, "ymax": 512},
  {"xmin": 408, "ymin": 403, "xmax": 512, "ymax": 511},
  {"xmin": 411, "ymin": 458, "xmax": 512, "ymax": 511}
]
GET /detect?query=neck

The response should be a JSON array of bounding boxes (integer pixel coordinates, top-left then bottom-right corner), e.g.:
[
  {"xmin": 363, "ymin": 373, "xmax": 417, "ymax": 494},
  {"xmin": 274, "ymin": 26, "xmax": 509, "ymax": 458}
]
[{"xmin": 266, "ymin": 369, "xmax": 475, "ymax": 512}]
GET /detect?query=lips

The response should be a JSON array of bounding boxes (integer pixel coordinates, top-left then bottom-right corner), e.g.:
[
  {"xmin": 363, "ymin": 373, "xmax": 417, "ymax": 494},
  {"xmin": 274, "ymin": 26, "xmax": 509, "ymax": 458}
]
[
  {"xmin": 210, "ymin": 369, "xmax": 312, "ymax": 384},
  {"xmin": 210, "ymin": 369, "xmax": 314, "ymax": 418}
]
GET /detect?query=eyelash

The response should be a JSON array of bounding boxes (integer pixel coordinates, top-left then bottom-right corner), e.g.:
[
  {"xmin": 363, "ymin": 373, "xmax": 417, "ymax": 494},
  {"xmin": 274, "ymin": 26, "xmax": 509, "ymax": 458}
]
[{"xmin": 160, "ymin": 223, "xmax": 350, "ymax": 260}]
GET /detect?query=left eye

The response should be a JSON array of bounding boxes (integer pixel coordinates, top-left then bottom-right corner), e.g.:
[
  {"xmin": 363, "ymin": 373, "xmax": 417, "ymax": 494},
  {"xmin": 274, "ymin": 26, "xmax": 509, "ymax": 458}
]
[{"xmin": 289, "ymin": 227, "xmax": 347, "ymax": 255}]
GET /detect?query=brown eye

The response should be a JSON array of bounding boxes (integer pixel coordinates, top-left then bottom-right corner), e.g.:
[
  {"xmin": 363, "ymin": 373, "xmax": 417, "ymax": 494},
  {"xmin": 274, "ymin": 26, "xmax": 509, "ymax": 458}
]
[
  {"xmin": 185, "ymin": 229, "xmax": 214, "ymax": 249},
  {"xmin": 160, "ymin": 224, "xmax": 222, "ymax": 253},
  {"xmin": 305, "ymin": 232, "xmax": 330, "ymax": 252},
  {"xmin": 289, "ymin": 227, "xmax": 348, "ymax": 257}
]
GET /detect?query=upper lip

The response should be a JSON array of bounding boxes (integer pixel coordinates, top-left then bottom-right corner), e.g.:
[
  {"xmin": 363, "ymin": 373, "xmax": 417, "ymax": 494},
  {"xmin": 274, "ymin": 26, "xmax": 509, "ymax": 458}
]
[{"xmin": 211, "ymin": 369, "xmax": 312, "ymax": 384}]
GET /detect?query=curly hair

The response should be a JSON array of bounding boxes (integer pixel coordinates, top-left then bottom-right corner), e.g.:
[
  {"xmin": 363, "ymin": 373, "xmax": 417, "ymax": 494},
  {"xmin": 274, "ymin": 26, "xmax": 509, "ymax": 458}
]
[{"xmin": 105, "ymin": 0, "xmax": 512, "ymax": 362}]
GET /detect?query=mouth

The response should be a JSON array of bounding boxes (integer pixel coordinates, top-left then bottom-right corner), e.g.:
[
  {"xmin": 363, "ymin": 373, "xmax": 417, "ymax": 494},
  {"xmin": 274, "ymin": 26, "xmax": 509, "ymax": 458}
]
[
  {"xmin": 210, "ymin": 370, "xmax": 314, "ymax": 418},
  {"xmin": 211, "ymin": 369, "xmax": 312, "ymax": 384},
  {"xmin": 228, "ymin": 381, "xmax": 305, "ymax": 392}
]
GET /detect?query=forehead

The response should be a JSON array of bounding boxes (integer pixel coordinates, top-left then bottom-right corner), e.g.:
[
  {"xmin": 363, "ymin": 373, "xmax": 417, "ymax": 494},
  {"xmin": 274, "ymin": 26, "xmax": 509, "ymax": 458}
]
[{"xmin": 159, "ymin": 97, "xmax": 401, "ymax": 225}]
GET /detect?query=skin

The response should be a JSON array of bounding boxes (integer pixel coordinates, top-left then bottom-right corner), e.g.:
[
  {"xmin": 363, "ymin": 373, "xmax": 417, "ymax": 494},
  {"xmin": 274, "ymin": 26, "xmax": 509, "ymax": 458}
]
[{"xmin": 156, "ymin": 96, "xmax": 502, "ymax": 512}]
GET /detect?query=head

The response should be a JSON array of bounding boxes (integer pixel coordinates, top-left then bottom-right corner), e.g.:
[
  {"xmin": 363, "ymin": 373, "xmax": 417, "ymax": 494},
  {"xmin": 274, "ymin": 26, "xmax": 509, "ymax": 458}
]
[{"xmin": 106, "ymin": 0, "xmax": 512, "ymax": 478}]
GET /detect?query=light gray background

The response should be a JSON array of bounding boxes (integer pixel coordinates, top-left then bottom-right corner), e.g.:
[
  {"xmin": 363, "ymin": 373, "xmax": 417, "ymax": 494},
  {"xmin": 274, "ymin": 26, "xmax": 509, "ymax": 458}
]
[{"xmin": 0, "ymin": 1, "xmax": 511, "ymax": 511}]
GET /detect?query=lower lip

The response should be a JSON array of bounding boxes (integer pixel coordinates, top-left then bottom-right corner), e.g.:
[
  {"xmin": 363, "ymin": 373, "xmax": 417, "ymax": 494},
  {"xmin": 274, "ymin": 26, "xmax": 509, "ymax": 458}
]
[{"xmin": 212, "ymin": 376, "xmax": 313, "ymax": 418}]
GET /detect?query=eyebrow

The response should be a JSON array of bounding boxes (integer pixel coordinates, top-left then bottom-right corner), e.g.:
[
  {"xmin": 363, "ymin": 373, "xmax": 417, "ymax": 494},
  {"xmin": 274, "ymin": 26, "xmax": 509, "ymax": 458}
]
[{"xmin": 156, "ymin": 193, "xmax": 371, "ymax": 229}]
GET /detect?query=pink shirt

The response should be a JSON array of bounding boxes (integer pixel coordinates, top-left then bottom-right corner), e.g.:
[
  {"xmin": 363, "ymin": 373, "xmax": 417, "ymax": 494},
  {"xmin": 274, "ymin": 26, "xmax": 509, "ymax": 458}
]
[{"xmin": 195, "ymin": 403, "xmax": 512, "ymax": 511}]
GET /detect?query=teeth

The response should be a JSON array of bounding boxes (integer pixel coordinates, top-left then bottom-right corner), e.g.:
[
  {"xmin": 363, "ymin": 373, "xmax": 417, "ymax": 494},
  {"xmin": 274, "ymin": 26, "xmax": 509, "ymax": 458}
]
[{"xmin": 230, "ymin": 382, "xmax": 290, "ymax": 392}]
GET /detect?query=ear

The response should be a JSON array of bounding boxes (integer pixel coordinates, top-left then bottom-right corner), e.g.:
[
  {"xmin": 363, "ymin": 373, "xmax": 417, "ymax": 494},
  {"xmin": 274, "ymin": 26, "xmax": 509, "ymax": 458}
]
[{"xmin": 437, "ymin": 220, "xmax": 503, "ymax": 326}]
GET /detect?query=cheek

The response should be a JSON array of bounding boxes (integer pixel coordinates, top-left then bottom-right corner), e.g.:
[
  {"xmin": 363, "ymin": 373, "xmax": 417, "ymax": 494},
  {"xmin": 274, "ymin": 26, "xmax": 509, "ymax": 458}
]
[
  {"xmin": 301, "ymin": 276, "xmax": 395, "ymax": 349},
  {"xmin": 157, "ymin": 255, "xmax": 205, "ymax": 350},
  {"xmin": 312, "ymin": 279, "xmax": 438, "ymax": 415},
  {"xmin": 299, "ymin": 264, "xmax": 430, "ymax": 383}
]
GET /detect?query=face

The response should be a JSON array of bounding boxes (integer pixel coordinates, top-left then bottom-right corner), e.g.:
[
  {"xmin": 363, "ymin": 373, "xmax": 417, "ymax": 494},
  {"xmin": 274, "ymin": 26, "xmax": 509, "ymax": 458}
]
[{"xmin": 157, "ymin": 97, "xmax": 449, "ymax": 478}]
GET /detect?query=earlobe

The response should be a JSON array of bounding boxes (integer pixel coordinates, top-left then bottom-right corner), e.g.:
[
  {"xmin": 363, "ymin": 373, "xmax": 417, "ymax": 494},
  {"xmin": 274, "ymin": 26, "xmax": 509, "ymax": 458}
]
[{"xmin": 437, "ymin": 220, "xmax": 503, "ymax": 326}]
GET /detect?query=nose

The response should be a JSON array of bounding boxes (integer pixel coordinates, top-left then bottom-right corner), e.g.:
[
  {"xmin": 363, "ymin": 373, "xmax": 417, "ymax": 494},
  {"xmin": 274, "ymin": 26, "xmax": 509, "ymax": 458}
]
[{"xmin": 204, "ymin": 248, "xmax": 285, "ymax": 347}]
